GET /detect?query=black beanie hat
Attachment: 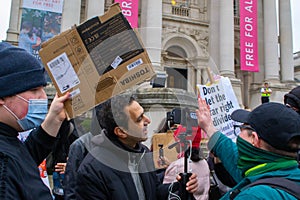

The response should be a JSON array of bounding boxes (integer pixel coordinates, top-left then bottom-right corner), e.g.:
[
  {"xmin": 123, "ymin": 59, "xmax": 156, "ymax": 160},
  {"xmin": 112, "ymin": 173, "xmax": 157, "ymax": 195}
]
[
  {"xmin": 0, "ymin": 42, "xmax": 47, "ymax": 98},
  {"xmin": 284, "ymin": 86, "xmax": 300, "ymax": 109}
]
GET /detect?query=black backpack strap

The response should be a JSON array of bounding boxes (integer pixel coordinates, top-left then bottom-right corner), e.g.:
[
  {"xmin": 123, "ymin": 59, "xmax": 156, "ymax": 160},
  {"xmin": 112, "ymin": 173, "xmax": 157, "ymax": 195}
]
[{"xmin": 230, "ymin": 177, "xmax": 300, "ymax": 199}]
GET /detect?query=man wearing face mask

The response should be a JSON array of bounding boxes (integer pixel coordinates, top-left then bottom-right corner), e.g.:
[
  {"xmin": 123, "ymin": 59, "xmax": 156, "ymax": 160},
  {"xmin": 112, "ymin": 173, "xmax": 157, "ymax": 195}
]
[
  {"xmin": 196, "ymin": 98, "xmax": 300, "ymax": 199},
  {"xmin": 0, "ymin": 42, "xmax": 70, "ymax": 200}
]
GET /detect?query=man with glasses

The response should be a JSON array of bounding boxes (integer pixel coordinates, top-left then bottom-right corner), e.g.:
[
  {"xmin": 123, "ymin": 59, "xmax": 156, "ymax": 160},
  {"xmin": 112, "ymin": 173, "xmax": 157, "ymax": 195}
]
[
  {"xmin": 196, "ymin": 98, "xmax": 300, "ymax": 199},
  {"xmin": 233, "ymin": 124, "xmax": 256, "ymax": 137}
]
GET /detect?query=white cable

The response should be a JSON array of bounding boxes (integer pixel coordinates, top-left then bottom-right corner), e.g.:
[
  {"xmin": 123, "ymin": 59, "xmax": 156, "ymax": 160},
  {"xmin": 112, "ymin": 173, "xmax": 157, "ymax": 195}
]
[{"xmin": 168, "ymin": 182, "xmax": 181, "ymax": 200}]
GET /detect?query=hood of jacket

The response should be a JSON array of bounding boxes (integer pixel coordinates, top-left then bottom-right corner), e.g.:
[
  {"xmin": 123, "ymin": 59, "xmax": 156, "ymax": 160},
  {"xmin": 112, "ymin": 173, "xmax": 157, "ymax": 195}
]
[{"xmin": 89, "ymin": 129, "xmax": 155, "ymax": 173}]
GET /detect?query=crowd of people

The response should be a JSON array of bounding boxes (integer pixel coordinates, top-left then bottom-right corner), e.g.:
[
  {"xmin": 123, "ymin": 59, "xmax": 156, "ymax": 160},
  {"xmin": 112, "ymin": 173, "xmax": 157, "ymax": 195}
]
[{"xmin": 1, "ymin": 41, "xmax": 300, "ymax": 200}]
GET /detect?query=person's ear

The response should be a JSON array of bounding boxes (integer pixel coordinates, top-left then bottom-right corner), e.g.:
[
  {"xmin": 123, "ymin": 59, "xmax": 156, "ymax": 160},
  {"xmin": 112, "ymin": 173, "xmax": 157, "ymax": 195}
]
[
  {"xmin": 252, "ymin": 132, "xmax": 261, "ymax": 147},
  {"xmin": 114, "ymin": 127, "xmax": 127, "ymax": 139},
  {"xmin": 0, "ymin": 98, "xmax": 5, "ymax": 105}
]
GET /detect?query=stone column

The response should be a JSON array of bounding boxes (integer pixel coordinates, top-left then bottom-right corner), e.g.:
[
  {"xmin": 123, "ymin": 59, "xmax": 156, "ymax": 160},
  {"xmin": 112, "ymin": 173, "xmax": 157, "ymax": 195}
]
[
  {"xmin": 140, "ymin": 0, "xmax": 163, "ymax": 72},
  {"xmin": 219, "ymin": 0, "xmax": 235, "ymax": 77},
  {"xmin": 263, "ymin": 0, "xmax": 279, "ymax": 81},
  {"xmin": 279, "ymin": 0, "xmax": 294, "ymax": 82},
  {"xmin": 187, "ymin": 64, "xmax": 195, "ymax": 93},
  {"xmin": 208, "ymin": 0, "xmax": 220, "ymax": 69},
  {"xmin": 61, "ymin": 0, "xmax": 82, "ymax": 31},
  {"xmin": 6, "ymin": 0, "xmax": 21, "ymax": 43},
  {"xmin": 196, "ymin": 68, "xmax": 202, "ymax": 85},
  {"xmin": 253, "ymin": 0, "xmax": 265, "ymax": 83},
  {"xmin": 86, "ymin": 0, "xmax": 105, "ymax": 19}
]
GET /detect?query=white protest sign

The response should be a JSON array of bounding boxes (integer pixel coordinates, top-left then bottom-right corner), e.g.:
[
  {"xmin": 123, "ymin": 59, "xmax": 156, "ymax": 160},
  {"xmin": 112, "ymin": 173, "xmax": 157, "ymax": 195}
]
[{"xmin": 197, "ymin": 76, "xmax": 240, "ymax": 141}]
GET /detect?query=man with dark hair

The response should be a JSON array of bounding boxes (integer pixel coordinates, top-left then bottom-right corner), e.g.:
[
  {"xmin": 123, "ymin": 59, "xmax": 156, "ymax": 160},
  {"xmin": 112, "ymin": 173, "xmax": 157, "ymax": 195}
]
[
  {"xmin": 196, "ymin": 98, "xmax": 300, "ymax": 199},
  {"xmin": 75, "ymin": 92, "xmax": 198, "ymax": 200}
]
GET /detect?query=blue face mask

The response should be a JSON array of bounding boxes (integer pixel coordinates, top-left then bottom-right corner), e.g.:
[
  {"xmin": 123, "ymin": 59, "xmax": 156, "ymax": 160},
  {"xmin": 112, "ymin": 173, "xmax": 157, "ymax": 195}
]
[
  {"xmin": 17, "ymin": 99, "xmax": 48, "ymax": 131},
  {"xmin": 4, "ymin": 95, "xmax": 48, "ymax": 131}
]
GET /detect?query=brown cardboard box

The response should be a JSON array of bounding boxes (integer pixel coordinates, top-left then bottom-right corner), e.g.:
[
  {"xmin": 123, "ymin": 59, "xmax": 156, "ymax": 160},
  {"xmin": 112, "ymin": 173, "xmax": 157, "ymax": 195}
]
[
  {"xmin": 39, "ymin": 3, "xmax": 155, "ymax": 118},
  {"xmin": 152, "ymin": 131, "xmax": 178, "ymax": 169}
]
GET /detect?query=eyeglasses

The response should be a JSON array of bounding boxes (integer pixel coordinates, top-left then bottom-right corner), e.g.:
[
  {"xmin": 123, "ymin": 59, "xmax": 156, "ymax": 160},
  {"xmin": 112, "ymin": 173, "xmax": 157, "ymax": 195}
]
[{"xmin": 233, "ymin": 124, "xmax": 256, "ymax": 136}]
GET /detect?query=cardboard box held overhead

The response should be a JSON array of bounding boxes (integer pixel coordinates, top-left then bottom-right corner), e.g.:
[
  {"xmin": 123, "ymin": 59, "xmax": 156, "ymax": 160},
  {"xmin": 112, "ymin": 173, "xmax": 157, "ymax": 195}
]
[{"xmin": 39, "ymin": 3, "xmax": 155, "ymax": 118}]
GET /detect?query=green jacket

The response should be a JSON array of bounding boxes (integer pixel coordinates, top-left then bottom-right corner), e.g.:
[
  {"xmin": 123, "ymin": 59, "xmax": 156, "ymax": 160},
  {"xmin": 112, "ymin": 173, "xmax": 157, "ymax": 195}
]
[{"xmin": 208, "ymin": 131, "xmax": 300, "ymax": 200}]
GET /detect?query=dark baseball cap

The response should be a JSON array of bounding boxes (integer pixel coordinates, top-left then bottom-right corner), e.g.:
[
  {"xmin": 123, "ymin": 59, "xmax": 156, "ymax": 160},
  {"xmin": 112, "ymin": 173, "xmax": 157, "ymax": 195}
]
[{"xmin": 231, "ymin": 102, "xmax": 300, "ymax": 152}]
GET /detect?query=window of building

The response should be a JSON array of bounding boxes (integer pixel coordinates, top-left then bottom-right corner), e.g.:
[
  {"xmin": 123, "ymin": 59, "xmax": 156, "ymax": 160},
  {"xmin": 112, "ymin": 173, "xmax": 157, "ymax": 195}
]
[
  {"xmin": 166, "ymin": 67, "xmax": 187, "ymax": 90},
  {"xmin": 171, "ymin": 0, "xmax": 190, "ymax": 17},
  {"xmin": 234, "ymin": 0, "xmax": 240, "ymax": 16},
  {"xmin": 171, "ymin": 0, "xmax": 190, "ymax": 7},
  {"xmin": 165, "ymin": 46, "xmax": 188, "ymax": 90}
]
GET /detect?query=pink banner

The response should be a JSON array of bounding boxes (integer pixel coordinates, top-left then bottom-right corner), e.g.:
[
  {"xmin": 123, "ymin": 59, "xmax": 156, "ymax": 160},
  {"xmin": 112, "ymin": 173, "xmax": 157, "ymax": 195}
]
[
  {"xmin": 240, "ymin": 0, "xmax": 259, "ymax": 72},
  {"xmin": 115, "ymin": 0, "xmax": 139, "ymax": 28}
]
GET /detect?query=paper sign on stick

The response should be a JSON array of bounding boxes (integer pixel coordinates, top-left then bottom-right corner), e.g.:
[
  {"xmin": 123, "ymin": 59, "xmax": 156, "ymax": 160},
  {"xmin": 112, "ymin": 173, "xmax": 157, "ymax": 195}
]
[{"xmin": 197, "ymin": 77, "xmax": 240, "ymax": 141}]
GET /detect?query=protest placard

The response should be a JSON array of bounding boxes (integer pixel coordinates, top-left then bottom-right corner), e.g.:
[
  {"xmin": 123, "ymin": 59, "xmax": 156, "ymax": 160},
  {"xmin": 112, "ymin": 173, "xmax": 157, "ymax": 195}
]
[{"xmin": 197, "ymin": 76, "xmax": 240, "ymax": 141}]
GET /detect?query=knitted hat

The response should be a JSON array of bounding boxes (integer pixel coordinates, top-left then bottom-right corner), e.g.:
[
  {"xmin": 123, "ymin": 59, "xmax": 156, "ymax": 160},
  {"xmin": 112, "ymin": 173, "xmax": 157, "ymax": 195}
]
[
  {"xmin": 0, "ymin": 42, "xmax": 46, "ymax": 98},
  {"xmin": 173, "ymin": 125, "xmax": 202, "ymax": 148},
  {"xmin": 284, "ymin": 86, "xmax": 300, "ymax": 110}
]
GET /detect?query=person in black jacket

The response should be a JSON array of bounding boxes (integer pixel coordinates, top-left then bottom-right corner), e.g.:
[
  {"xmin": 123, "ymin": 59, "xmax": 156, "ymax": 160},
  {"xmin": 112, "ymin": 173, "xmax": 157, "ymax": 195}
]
[
  {"xmin": 74, "ymin": 92, "xmax": 198, "ymax": 200},
  {"xmin": 0, "ymin": 42, "xmax": 70, "ymax": 199},
  {"xmin": 64, "ymin": 109, "xmax": 101, "ymax": 200},
  {"xmin": 48, "ymin": 119, "xmax": 78, "ymax": 200}
]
